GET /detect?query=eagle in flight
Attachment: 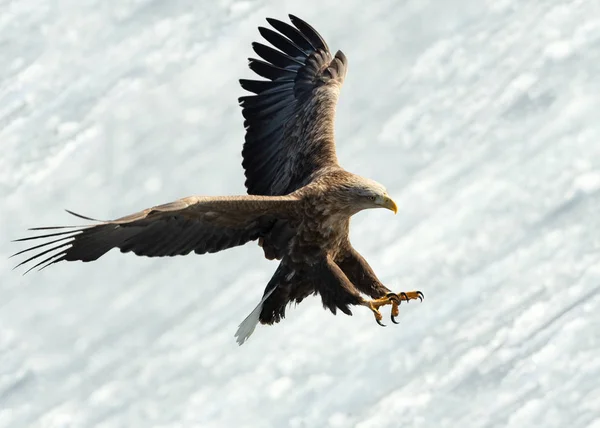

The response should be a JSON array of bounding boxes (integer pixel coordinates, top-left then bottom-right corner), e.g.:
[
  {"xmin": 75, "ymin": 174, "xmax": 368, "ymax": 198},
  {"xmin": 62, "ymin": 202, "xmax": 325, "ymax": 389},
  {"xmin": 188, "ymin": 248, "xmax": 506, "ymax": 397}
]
[{"xmin": 13, "ymin": 15, "xmax": 423, "ymax": 344}]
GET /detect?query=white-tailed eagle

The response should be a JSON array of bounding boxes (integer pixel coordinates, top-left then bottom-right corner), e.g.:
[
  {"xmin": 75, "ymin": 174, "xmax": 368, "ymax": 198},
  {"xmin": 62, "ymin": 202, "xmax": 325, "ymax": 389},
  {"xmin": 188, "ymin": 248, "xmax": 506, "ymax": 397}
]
[{"xmin": 13, "ymin": 15, "xmax": 423, "ymax": 345}]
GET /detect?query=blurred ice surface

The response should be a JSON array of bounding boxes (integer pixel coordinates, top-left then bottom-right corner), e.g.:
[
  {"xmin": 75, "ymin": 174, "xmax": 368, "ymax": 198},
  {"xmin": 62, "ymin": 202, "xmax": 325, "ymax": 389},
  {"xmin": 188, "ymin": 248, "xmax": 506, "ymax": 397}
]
[{"xmin": 1, "ymin": 0, "xmax": 599, "ymax": 427}]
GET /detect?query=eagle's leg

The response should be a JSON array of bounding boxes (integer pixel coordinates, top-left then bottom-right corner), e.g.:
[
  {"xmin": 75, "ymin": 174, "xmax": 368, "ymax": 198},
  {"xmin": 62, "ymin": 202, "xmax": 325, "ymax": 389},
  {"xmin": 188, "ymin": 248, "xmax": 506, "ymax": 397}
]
[{"xmin": 363, "ymin": 291, "xmax": 424, "ymax": 327}]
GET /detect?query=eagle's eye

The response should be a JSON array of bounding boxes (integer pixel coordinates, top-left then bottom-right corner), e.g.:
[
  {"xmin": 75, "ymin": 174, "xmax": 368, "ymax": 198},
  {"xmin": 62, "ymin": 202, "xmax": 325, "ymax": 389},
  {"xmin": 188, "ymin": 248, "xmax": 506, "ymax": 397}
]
[{"xmin": 368, "ymin": 195, "xmax": 377, "ymax": 201}]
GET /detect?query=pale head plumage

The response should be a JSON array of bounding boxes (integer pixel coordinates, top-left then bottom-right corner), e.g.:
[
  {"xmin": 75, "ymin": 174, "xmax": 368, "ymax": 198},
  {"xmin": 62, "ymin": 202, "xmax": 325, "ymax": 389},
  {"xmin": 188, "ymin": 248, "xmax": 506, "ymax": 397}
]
[{"xmin": 327, "ymin": 174, "xmax": 398, "ymax": 215}]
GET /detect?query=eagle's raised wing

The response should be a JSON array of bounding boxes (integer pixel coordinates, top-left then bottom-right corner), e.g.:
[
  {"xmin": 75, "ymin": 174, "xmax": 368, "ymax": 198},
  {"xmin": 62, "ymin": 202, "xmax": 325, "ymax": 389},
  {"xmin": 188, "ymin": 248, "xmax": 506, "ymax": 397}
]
[
  {"xmin": 12, "ymin": 195, "xmax": 299, "ymax": 273},
  {"xmin": 240, "ymin": 14, "xmax": 347, "ymax": 196}
]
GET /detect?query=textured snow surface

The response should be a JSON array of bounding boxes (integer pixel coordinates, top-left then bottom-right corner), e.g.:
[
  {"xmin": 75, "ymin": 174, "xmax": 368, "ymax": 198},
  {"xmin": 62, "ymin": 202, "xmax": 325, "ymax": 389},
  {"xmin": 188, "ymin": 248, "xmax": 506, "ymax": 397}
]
[{"xmin": 2, "ymin": 0, "xmax": 600, "ymax": 427}]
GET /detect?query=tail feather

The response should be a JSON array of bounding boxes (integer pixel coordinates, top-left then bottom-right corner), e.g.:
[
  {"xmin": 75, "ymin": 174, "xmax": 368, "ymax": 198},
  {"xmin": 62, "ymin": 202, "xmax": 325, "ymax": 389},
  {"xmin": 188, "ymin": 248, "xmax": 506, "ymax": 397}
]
[{"xmin": 234, "ymin": 286, "xmax": 276, "ymax": 346}]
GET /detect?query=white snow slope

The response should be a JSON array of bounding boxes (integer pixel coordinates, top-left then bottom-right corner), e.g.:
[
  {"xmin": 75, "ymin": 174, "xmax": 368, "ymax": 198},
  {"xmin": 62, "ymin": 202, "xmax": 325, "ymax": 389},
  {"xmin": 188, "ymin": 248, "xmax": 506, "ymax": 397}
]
[{"xmin": 1, "ymin": 1, "xmax": 599, "ymax": 427}]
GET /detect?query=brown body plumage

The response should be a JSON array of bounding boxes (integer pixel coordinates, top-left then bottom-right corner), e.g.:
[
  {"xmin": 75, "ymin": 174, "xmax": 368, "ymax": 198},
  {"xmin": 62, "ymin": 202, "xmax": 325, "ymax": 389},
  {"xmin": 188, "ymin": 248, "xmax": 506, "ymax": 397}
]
[{"xmin": 12, "ymin": 15, "xmax": 422, "ymax": 344}]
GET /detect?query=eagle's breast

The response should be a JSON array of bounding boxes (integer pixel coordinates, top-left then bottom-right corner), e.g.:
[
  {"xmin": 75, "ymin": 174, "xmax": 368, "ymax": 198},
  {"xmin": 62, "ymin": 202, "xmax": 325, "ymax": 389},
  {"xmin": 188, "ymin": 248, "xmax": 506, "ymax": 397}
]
[{"xmin": 286, "ymin": 196, "xmax": 349, "ymax": 264}]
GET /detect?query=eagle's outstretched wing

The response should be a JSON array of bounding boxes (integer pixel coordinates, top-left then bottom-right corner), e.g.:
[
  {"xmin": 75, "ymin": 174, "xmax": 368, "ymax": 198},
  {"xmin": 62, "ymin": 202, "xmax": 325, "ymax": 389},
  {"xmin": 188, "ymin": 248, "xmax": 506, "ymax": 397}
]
[
  {"xmin": 12, "ymin": 195, "xmax": 299, "ymax": 273},
  {"xmin": 240, "ymin": 14, "xmax": 348, "ymax": 196}
]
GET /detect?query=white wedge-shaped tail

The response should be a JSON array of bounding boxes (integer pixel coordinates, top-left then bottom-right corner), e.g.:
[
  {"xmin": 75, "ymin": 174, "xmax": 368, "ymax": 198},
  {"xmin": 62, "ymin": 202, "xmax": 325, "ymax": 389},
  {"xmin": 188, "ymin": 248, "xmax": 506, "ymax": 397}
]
[{"xmin": 235, "ymin": 287, "xmax": 276, "ymax": 345}]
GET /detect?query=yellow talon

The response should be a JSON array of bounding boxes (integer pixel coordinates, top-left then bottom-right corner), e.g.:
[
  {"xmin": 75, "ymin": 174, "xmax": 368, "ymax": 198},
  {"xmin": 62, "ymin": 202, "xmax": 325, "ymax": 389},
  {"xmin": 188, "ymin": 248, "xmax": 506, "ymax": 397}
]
[
  {"xmin": 364, "ymin": 290, "xmax": 424, "ymax": 326},
  {"xmin": 368, "ymin": 302, "xmax": 385, "ymax": 326}
]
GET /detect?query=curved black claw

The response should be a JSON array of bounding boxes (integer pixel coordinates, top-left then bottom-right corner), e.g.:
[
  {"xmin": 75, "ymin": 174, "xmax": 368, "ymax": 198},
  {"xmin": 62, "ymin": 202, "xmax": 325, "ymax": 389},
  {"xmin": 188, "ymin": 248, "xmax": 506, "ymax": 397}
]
[
  {"xmin": 416, "ymin": 291, "xmax": 424, "ymax": 302},
  {"xmin": 376, "ymin": 318, "xmax": 386, "ymax": 327},
  {"xmin": 385, "ymin": 292, "xmax": 400, "ymax": 304},
  {"xmin": 391, "ymin": 314, "xmax": 400, "ymax": 324},
  {"xmin": 399, "ymin": 292, "xmax": 409, "ymax": 303}
]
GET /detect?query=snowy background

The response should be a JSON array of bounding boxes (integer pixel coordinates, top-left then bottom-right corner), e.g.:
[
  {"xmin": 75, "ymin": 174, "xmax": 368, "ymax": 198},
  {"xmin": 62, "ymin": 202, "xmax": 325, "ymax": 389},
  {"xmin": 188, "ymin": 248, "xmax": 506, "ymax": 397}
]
[{"xmin": 1, "ymin": 0, "xmax": 600, "ymax": 427}]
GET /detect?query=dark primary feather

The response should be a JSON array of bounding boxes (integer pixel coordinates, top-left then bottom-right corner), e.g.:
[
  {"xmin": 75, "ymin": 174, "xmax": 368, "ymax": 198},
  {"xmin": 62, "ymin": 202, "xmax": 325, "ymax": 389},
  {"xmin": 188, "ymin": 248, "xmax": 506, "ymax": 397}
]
[
  {"xmin": 265, "ymin": 18, "xmax": 317, "ymax": 51},
  {"xmin": 258, "ymin": 27, "xmax": 308, "ymax": 58},
  {"xmin": 240, "ymin": 14, "xmax": 348, "ymax": 196},
  {"xmin": 252, "ymin": 42, "xmax": 304, "ymax": 69},
  {"xmin": 288, "ymin": 14, "xmax": 330, "ymax": 53},
  {"xmin": 247, "ymin": 59, "xmax": 296, "ymax": 81},
  {"xmin": 12, "ymin": 195, "xmax": 299, "ymax": 274}
]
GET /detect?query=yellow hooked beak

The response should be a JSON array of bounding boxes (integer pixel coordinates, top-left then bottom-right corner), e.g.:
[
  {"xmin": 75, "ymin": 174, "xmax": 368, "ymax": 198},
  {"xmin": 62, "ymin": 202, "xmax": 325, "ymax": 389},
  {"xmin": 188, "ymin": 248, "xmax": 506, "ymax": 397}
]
[{"xmin": 381, "ymin": 196, "xmax": 398, "ymax": 214}]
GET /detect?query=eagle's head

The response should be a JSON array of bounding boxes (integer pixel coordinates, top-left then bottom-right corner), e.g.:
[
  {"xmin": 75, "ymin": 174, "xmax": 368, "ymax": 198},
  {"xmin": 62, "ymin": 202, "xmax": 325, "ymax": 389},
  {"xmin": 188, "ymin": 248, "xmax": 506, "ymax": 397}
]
[{"xmin": 334, "ymin": 174, "xmax": 398, "ymax": 215}]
